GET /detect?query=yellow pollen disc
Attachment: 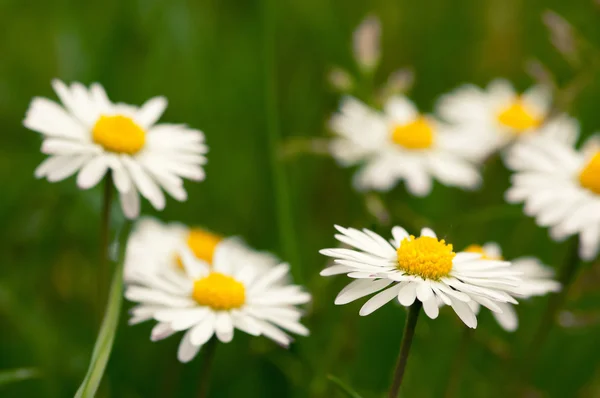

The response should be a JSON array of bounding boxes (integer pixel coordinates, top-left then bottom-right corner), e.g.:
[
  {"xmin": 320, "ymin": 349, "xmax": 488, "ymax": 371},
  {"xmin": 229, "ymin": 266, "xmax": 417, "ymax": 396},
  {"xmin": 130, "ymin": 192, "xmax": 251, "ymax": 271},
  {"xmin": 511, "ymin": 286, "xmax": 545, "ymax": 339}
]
[
  {"xmin": 92, "ymin": 115, "xmax": 146, "ymax": 154},
  {"xmin": 496, "ymin": 98, "xmax": 542, "ymax": 133},
  {"xmin": 464, "ymin": 244, "xmax": 503, "ymax": 260},
  {"xmin": 579, "ymin": 152, "xmax": 600, "ymax": 195},
  {"xmin": 192, "ymin": 272, "xmax": 246, "ymax": 310},
  {"xmin": 176, "ymin": 229, "xmax": 223, "ymax": 269},
  {"xmin": 397, "ymin": 235, "xmax": 455, "ymax": 280},
  {"xmin": 391, "ymin": 116, "xmax": 435, "ymax": 150}
]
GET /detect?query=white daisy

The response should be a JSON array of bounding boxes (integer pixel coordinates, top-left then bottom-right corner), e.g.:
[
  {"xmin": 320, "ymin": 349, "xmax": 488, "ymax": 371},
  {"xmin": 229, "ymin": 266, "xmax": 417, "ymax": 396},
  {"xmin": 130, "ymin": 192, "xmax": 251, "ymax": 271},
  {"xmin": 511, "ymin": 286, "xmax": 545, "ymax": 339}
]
[
  {"xmin": 505, "ymin": 130, "xmax": 600, "ymax": 260},
  {"xmin": 463, "ymin": 243, "xmax": 561, "ymax": 331},
  {"xmin": 320, "ymin": 225, "xmax": 522, "ymax": 328},
  {"xmin": 125, "ymin": 245, "xmax": 310, "ymax": 363},
  {"xmin": 436, "ymin": 79, "xmax": 575, "ymax": 158},
  {"xmin": 124, "ymin": 218, "xmax": 279, "ymax": 282},
  {"xmin": 328, "ymin": 96, "xmax": 482, "ymax": 196},
  {"xmin": 24, "ymin": 80, "xmax": 208, "ymax": 219}
]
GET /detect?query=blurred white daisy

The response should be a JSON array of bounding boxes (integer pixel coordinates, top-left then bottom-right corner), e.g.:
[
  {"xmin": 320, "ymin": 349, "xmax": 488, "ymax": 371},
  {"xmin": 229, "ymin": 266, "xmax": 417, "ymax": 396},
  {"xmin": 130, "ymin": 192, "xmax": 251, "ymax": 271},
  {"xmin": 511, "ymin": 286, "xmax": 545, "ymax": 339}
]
[
  {"xmin": 505, "ymin": 131, "xmax": 600, "ymax": 260},
  {"xmin": 320, "ymin": 225, "xmax": 522, "ymax": 328},
  {"xmin": 463, "ymin": 242, "xmax": 561, "ymax": 331},
  {"xmin": 24, "ymin": 80, "xmax": 208, "ymax": 219},
  {"xmin": 124, "ymin": 218, "xmax": 279, "ymax": 281},
  {"xmin": 126, "ymin": 245, "xmax": 310, "ymax": 363},
  {"xmin": 329, "ymin": 96, "xmax": 482, "ymax": 196},
  {"xmin": 436, "ymin": 79, "xmax": 574, "ymax": 158}
]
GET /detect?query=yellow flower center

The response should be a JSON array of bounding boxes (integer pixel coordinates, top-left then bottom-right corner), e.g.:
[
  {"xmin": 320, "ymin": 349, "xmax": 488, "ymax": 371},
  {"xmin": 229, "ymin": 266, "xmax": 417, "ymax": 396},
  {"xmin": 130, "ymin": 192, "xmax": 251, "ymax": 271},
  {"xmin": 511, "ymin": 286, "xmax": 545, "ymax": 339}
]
[
  {"xmin": 464, "ymin": 244, "xmax": 503, "ymax": 260},
  {"xmin": 192, "ymin": 272, "xmax": 246, "ymax": 310},
  {"xmin": 92, "ymin": 115, "xmax": 146, "ymax": 154},
  {"xmin": 579, "ymin": 152, "xmax": 600, "ymax": 195},
  {"xmin": 176, "ymin": 229, "xmax": 223, "ymax": 269},
  {"xmin": 496, "ymin": 98, "xmax": 542, "ymax": 133},
  {"xmin": 391, "ymin": 117, "xmax": 434, "ymax": 150},
  {"xmin": 396, "ymin": 236, "xmax": 455, "ymax": 280}
]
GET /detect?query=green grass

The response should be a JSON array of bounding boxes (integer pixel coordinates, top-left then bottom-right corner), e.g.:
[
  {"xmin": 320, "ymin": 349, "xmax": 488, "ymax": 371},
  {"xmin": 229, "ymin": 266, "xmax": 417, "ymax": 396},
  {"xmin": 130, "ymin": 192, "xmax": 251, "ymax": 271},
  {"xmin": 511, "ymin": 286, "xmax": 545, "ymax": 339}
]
[{"xmin": 1, "ymin": 0, "xmax": 600, "ymax": 397}]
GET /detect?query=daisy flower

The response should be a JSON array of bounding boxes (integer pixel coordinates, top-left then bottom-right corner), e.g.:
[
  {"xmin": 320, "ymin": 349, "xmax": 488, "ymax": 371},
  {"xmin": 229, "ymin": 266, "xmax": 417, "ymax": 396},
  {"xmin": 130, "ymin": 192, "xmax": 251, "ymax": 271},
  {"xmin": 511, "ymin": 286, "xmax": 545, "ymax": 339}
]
[
  {"xmin": 436, "ymin": 79, "xmax": 574, "ymax": 158},
  {"xmin": 124, "ymin": 218, "xmax": 279, "ymax": 282},
  {"xmin": 320, "ymin": 225, "xmax": 522, "ymax": 328},
  {"xmin": 463, "ymin": 242, "xmax": 561, "ymax": 331},
  {"xmin": 329, "ymin": 96, "xmax": 482, "ymax": 196},
  {"xmin": 24, "ymin": 80, "xmax": 207, "ymax": 219},
  {"xmin": 125, "ymin": 245, "xmax": 310, "ymax": 363},
  {"xmin": 505, "ymin": 130, "xmax": 600, "ymax": 260}
]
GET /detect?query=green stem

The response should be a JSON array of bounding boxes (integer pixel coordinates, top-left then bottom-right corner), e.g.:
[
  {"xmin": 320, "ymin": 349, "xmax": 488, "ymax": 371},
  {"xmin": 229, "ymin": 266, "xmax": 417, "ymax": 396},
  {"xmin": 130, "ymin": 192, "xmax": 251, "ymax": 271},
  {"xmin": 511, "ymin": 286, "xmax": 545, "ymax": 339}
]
[
  {"xmin": 443, "ymin": 327, "xmax": 474, "ymax": 398},
  {"xmin": 261, "ymin": 0, "xmax": 301, "ymax": 280},
  {"xmin": 75, "ymin": 221, "xmax": 133, "ymax": 398},
  {"xmin": 197, "ymin": 337, "xmax": 218, "ymax": 398},
  {"xmin": 522, "ymin": 239, "xmax": 581, "ymax": 382},
  {"xmin": 388, "ymin": 301, "xmax": 422, "ymax": 398},
  {"xmin": 99, "ymin": 173, "xmax": 113, "ymax": 321}
]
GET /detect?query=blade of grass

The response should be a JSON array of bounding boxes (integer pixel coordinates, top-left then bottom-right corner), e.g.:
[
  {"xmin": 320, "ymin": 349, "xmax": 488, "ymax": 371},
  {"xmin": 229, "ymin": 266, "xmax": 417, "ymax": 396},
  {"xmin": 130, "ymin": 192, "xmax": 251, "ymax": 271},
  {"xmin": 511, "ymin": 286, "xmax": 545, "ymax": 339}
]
[
  {"xmin": 261, "ymin": 0, "xmax": 302, "ymax": 282},
  {"xmin": 74, "ymin": 221, "xmax": 132, "ymax": 398},
  {"xmin": 327, "ymin": 375, "xmax": 363, "ymax": 398},
  {"xmin": 0, "ymin": 368, "xmax": 41, "ymax": 386}
]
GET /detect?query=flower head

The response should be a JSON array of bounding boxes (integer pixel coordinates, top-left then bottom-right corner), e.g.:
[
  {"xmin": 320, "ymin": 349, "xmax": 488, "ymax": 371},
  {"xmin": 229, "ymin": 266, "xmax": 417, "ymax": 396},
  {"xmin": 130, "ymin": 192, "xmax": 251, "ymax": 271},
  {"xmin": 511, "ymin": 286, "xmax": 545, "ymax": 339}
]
[
  {"xmin": 436, "ymin": 79, "xmax": 572, "ymax": 159},
  {"xmin": 320, "ymin": 225, "xmax": 522, "ymax": 328},
  {"xmin": 24, "ymin": 80, "xmax": 208, "ymax": 219},
  {"xmin": 329, "ymin": 96, "xmax": 482, "ymax": 196},
  {"xmin": 464, "ymin": 242, "xmax": 560, "ymax": 331},
  {"xmin": 505, "ymin": 129, "xmax": 600, "ymax": 260},
  {"xmin": 124, "ymin": 218, "xmax": 279, "ymax": 282},
  {"xmin": 126, "ymin": 243, "xmax": 310, "ymax": 363}
]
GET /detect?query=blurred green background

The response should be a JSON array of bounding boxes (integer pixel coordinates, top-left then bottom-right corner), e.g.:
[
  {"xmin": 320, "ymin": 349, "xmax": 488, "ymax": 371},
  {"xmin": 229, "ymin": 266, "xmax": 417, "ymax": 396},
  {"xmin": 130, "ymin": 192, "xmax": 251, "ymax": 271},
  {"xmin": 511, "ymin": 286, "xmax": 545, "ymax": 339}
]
[{"xmin": 2, "ymin": 0, "xmax": 600, "ymax": 397}]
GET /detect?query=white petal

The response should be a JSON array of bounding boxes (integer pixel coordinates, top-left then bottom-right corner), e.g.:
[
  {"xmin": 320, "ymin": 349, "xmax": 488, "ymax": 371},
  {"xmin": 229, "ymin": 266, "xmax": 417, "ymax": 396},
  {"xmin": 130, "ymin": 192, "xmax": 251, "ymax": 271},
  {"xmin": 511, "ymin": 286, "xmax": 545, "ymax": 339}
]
[
  {"xmin": 415, "ymin": 282, "xmax": 433, "ymax": 302},
  {"xmin": 359, "ymin": 283, "xmax": 403, "ymax": 316},
  {"xmin": 492, "ymin": 302, "xmax": 518, "ymax": 332},
  {"xmin": 135, "ymin": 96, "xmax": 167, "ymax": 128},
  {"xmin": 108, "ymin": 157, "xmax": 132, "ymax": 193},
  {"xmin": 231, "ymin": 311, "xmax": 262, "ymax": 336},
  {"xmin": 450, "ymin": 298, "xmax": 477, "ymax": 329},
  {"xmin": 76, "ymin": 156, "xmax": 109, "ymax": 189},
  {"xmin": 391, "ymin": 226, "xmax": 409, "ymax": 246},
  {"xmin": 190, "ymin": 312, "xmax": 216, "ymax": 346},
  {"xmin": 397, "ymin": 283, "xmax": 417, "ymax": 306},
  {"xmin": 254, "ymin": 319, "xmax": 292, "ymax": 347},
  {"xmin": 177, "ymin": 329, "xmax": 202, "ymax": 363},
  {"xmin": 119, "ymin": 188, "xmax": 140, "ymax": 219},
  {"xmin": 420, "ymin": 228, "xmax": 437, "ymax": 238},
  {"xmin": 214, "ymin": 312, "xmax": 234, "ymax": 343},
  {"xmin": 335, "ymin": 279, "xmax": 393, "ymax": 305},
  {"xmin": 151, "ymin": 323, "xmax": 176, "ymax": 342},
  {"xmin": 422, "ymin": 297, "xmax": 439, "ymax": 319},
  {"xmin": 122, "ymin": 156, "xmax": 166, "ymax": 210}
]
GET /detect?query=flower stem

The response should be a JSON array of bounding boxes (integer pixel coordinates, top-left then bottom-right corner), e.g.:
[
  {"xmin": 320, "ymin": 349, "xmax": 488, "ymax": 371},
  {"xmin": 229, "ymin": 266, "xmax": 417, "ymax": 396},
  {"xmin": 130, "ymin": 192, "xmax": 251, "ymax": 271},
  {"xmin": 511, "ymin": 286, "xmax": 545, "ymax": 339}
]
[
  {"xmin": 522, "ymin": 239, "xmax": 581, "ymax": 381},
  {"xmin": 98, "ymin": 173, "xmax": 113, "ymax": 322},
  {"xmin": 197, "ymin": 337, "xmax": 218, "ymax": 398},
  {"xmin": 260, "ymin": 0, "xmax": 301, "ymax": 282},
  {"xmin": 388, "ymin": 301, "xmax": 422, "ymax": 398},
  {"xmin": 443, "ymin": 327, "xmax": 474, "ymax": 398}
]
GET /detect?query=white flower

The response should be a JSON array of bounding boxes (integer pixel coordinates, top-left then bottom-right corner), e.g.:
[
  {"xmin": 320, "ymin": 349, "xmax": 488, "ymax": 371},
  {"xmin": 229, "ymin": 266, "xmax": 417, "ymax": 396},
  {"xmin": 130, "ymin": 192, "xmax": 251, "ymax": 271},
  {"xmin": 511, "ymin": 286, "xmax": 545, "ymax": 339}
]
[
  {"xmin": 329, "ymin": 96, "xmax": 482, "ymax": 196},
  {"xmin": 124, "ymin": 218, "xmax": 279, "ymax": 282},
  {"xmin": 125, "ymin": 245, "xmax": 310, "ymax": 363},
  {"xmin": 463, "ymin": 243, "xmax": 561, "ymax": 331},
  {"xmin": 320, "ymin": 225, "xmax": 522, "ymax": 328},
  {"xmin": 505, "ymin": 130, "xmax": 600, "ymax": 260},
  {"xmin": 24, "ymin": 80, "xmax": 208, "ymax": 219},
  {"xmin": 436, "ymin": 79, "xmax": 575, "ymax": 158}
]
